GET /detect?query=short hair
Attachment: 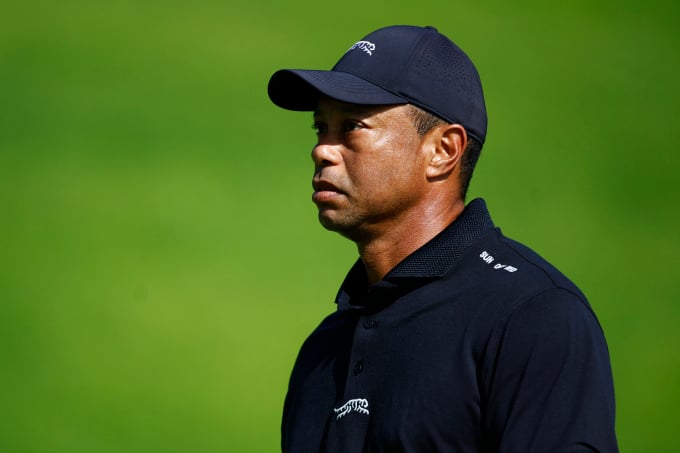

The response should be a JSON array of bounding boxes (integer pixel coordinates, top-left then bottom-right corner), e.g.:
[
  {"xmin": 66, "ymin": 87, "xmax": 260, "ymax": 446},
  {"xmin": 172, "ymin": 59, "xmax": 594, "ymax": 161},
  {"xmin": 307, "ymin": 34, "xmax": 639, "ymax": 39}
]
[{"xmin": 406, "ymin": 104, "xmax": 483, "ymax": 199}]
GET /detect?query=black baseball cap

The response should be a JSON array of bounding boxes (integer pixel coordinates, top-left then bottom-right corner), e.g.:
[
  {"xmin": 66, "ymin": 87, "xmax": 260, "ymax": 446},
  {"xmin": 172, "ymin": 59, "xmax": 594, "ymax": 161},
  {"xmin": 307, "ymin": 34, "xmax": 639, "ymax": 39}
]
[{"xmin": 268, "ymin": 25, "xmax": 487, "ymax": 144}]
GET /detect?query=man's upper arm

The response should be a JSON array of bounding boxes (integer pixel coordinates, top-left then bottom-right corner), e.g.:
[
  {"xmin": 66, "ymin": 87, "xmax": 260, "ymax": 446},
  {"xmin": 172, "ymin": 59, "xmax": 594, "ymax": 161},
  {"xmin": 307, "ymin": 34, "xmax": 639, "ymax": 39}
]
[{"xmin": 482, "ymin": 288, "xmax": 618, "ymax": 452}]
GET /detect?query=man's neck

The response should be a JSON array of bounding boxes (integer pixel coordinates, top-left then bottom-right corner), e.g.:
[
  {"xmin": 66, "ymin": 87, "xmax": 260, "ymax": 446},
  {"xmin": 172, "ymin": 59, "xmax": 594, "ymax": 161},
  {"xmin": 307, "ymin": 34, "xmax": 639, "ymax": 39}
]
[{"xmin": 356, "ymin": 200, "xmax": 465, "ymax": 285}]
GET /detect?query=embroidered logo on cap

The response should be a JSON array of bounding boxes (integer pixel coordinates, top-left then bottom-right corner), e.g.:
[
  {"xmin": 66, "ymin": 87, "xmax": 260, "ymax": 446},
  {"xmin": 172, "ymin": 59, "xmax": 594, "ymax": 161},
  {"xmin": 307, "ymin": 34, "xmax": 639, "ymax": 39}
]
[
  {"xmin": 348, "ymin": 40, "xmax": 375, "ymax": 56},
  {"xmin": 334, "ymin": 398, "xmax": 370, "ymax": 419}
]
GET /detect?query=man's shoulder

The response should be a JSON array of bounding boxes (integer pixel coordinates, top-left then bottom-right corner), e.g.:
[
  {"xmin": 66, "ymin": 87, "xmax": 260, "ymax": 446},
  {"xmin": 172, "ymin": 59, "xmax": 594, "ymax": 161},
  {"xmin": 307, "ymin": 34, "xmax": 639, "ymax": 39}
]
[
  {"xmin": 446, "ymin": 227, "xmax": 592, "ymax": 315},
  {"xmin": 296, "ymin": 309, "xmax": 355, "ymax": 352},
  {"xmin": 431, "ymin": 227, "xmax": 607, "ymax": 357}
]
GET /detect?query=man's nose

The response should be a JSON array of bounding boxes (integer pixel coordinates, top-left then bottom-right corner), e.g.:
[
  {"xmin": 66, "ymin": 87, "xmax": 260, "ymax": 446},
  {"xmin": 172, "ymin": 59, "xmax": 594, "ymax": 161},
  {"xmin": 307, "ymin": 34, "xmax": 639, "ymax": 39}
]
[{"xmin": 311, "ymin": 142, "xmax": 342, "ymax": 168}]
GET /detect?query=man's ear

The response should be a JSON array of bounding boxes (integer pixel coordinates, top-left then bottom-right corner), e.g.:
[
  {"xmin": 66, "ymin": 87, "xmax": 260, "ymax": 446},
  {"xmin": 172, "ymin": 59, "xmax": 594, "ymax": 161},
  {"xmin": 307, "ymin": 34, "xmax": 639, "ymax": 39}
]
[{"xmin": 425, "ymin": 124, "xmax": 468, "ymax": 179}]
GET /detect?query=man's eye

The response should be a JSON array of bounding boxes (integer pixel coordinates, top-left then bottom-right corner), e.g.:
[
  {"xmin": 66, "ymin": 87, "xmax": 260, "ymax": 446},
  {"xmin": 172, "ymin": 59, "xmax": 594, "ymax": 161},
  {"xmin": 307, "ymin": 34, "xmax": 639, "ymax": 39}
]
[{"xmin": 343, "ymin": 121, "xmax": 362, "ymax": 133}]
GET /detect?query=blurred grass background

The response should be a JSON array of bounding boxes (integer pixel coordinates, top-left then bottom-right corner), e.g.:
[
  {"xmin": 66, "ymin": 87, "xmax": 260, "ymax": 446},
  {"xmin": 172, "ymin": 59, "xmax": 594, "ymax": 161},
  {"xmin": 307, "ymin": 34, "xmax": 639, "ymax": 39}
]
[{"xmin": 1, "ymin": 0, "xmax": 678, "ymax": 451}]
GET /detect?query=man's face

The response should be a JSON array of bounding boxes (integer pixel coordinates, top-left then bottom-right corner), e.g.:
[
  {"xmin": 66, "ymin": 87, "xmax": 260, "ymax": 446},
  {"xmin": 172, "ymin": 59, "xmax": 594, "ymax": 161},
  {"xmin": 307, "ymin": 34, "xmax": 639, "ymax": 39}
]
[{"xmin": 311, "ymin": 96, "xmax": 429, "ymax": 241}]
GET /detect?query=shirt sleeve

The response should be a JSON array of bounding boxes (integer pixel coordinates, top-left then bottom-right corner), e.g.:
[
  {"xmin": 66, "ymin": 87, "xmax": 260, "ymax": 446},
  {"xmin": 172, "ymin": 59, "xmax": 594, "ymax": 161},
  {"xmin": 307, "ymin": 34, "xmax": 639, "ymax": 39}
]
[{"xmin": 481, "ymin": 288, "xmax": 618, "ymax": 452}]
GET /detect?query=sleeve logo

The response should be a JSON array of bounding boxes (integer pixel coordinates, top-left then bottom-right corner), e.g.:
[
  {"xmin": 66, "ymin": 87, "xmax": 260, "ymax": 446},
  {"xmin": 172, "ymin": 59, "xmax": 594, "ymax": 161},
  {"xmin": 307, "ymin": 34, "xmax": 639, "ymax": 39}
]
[{"xmin": 480, "ymin": 250, "xmax": 518, "ymax": 273}]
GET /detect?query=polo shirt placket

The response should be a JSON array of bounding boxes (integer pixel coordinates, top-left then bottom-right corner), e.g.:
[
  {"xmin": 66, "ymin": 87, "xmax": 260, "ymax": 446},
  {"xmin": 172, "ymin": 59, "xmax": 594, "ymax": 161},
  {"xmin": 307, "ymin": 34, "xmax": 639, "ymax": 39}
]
[{"xmin": 325, "ymin": 279, "xmax": 401, "ymax": 450}]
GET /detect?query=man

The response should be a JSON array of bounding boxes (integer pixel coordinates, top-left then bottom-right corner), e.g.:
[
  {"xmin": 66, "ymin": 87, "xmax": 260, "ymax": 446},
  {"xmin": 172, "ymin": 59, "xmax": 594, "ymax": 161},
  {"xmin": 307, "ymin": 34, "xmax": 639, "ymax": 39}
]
[{"xmin": 267, "ymin": 25, "xmax": 617, "ymax": 452}]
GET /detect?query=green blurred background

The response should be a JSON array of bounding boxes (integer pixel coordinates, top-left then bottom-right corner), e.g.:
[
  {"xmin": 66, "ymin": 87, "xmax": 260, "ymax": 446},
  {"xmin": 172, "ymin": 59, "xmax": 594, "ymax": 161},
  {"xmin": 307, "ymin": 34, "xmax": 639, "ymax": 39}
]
[{"xmin": 1, "ymin": 0, "xmax": 678, "ymax": 451}]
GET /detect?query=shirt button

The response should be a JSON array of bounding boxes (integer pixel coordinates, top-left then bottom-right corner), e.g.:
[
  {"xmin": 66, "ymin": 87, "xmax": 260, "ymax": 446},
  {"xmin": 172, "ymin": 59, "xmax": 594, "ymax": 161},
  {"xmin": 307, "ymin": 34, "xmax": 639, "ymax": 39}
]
[
  {"xmin": 363, "ymin": 319, "xmax": 377, "ymax": 329},
  {"xmin": 352, "ymin": 361, "xmax": 364, "ymax": 376}
]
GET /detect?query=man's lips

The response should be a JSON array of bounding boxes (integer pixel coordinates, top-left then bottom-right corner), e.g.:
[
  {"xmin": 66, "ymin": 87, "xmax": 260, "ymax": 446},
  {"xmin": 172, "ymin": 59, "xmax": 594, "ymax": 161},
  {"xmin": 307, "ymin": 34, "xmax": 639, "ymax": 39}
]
[{"xmin": 312, "ymin": 180, "xmax": 345, "ymax": 204}]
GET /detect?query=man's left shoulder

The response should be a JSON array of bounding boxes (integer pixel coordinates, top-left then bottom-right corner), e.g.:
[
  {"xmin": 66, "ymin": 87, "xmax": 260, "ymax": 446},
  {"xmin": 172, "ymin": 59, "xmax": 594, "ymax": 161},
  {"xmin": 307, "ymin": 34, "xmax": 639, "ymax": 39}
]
[{"xmin": 468, "ymin": 228, "xmax": 590, "ymax": 306}]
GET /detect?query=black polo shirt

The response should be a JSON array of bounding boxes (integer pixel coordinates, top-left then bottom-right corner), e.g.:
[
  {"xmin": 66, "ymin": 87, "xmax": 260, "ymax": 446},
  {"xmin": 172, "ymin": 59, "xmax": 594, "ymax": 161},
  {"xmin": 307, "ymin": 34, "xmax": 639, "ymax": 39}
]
[{"xmin": 282, "ymin": 199, "xmax": 617, "ymax": 452}]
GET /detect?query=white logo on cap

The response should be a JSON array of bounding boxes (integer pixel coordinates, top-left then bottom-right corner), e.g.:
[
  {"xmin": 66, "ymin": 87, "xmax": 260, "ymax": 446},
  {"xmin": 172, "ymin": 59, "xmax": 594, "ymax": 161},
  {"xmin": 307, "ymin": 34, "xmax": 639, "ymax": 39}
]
[{"xmin": 348, "ymin": 40, "xmax": 376, "ymax": 56}]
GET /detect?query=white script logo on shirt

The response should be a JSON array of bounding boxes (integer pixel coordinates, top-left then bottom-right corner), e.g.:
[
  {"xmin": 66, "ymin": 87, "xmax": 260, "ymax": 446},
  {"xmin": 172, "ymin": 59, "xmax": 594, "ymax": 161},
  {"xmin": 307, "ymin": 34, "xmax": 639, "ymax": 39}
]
[
  {"xmin": 334, "ymin": 398, "xmax": 370, "ymax": 419},
  {"xmin": 480, "ymin": 250, "xmax": 518, "ymax": 273}
]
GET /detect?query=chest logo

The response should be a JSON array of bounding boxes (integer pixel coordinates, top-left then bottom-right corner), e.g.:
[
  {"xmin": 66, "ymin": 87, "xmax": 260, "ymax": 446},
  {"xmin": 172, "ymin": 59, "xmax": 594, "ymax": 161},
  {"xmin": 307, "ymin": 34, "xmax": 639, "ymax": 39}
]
[{"xmin": 334, "ymin": 398, "xmax": 370, "ymax": 419}]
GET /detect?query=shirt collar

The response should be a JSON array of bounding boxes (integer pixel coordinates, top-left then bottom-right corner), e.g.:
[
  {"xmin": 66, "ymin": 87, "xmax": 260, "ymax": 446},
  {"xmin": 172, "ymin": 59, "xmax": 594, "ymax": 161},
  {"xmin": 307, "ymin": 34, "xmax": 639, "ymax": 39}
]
[{"xmin": 335, "ymin": 198, "xmax": 495, "ymax": 311}]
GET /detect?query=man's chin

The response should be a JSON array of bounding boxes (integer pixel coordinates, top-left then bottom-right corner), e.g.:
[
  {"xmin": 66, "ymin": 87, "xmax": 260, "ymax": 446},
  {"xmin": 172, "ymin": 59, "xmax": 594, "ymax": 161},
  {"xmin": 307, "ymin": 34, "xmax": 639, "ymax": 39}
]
[
  {"xmin": 318, "ymin": 211, "xmax": 369, "ymax": 242},
  {"xmin": 318, "ymin": 211, "xmax": 352, "ymax": 232},
  {"xmin": 318, "ymin": 212, "xmax": 344, "ymax": 232}
]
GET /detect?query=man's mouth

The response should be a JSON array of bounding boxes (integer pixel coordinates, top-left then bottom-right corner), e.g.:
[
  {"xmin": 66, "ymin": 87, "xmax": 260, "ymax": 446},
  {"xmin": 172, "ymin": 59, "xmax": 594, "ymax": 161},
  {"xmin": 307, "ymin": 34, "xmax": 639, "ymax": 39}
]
[{"xmin": 312, "ymin": 180, "xmax": 345, "ymax": 204}]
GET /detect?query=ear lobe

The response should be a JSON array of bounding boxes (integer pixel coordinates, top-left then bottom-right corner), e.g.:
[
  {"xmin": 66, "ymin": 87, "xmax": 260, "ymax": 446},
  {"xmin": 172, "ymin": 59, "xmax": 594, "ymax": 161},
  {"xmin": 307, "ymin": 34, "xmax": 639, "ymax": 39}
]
[{"xmin": 426, "ymin": 124, "xmax": 468, "ymax": 179}]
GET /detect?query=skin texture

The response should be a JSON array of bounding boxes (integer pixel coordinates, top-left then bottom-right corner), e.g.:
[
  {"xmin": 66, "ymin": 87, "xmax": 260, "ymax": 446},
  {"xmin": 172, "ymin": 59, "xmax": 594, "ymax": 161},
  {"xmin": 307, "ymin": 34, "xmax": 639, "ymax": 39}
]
[{"xmin": 311, "ymin": 96, "xmax": 469, "ymax": 284}]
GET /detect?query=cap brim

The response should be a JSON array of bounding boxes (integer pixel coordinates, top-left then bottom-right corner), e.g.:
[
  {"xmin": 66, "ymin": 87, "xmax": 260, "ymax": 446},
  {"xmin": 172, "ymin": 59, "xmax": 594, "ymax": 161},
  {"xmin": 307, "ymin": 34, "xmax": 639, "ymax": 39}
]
[{"xmin": 268, "ymin": 69, "xmax": 408, "ymax": 111}]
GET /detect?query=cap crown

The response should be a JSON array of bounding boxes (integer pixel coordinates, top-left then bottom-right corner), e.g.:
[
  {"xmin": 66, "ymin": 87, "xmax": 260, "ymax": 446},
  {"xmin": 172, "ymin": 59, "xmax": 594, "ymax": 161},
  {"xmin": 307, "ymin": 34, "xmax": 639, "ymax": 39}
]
[{"xmin": 334, "ymin": 26, "xmax": 487, "ymax": 143}]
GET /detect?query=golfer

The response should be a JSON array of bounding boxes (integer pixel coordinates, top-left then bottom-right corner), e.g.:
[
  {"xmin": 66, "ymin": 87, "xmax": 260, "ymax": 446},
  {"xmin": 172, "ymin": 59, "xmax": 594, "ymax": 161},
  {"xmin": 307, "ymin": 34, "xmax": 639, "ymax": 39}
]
[{"xmin": 268, "ymin": 25, "xmax": 618, "ymax": 452}]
